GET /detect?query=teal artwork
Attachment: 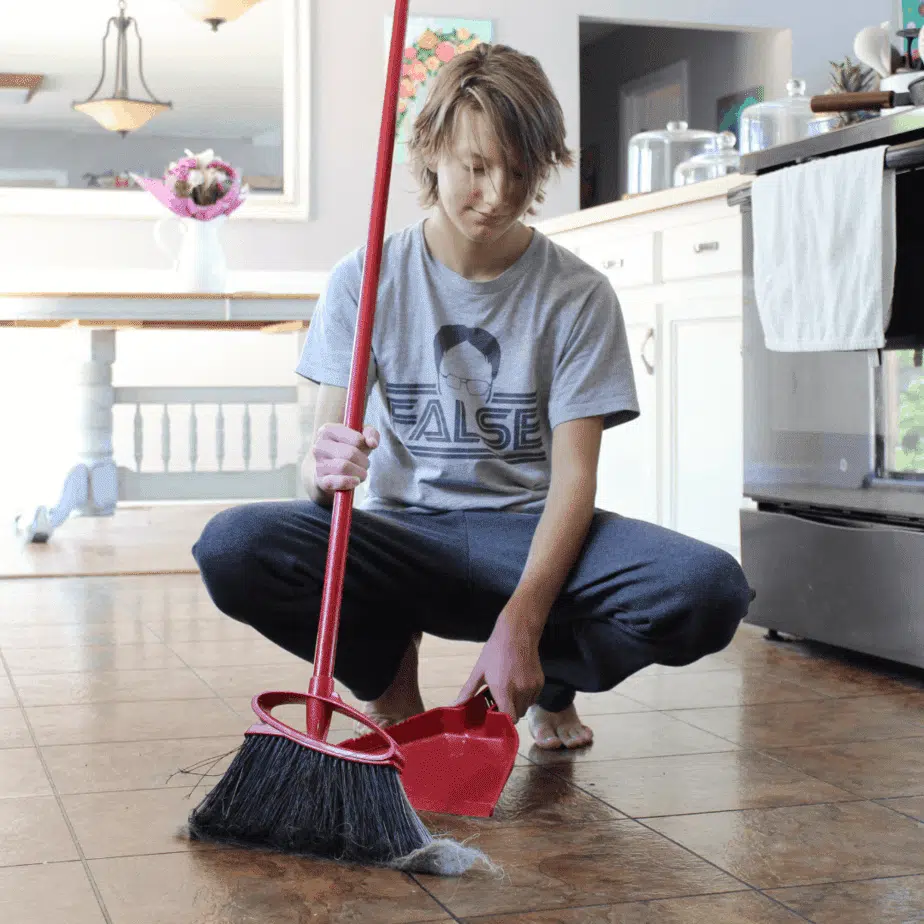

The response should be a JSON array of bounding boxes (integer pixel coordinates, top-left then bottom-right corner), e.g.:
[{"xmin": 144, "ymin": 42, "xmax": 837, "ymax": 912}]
[
  {"xmin": 901, "ymin": 1, "xmax": 921, "ymax": 60},
  {"xmin": 716, "ymin": 87, "xmax": 765, "ymax": 142}
]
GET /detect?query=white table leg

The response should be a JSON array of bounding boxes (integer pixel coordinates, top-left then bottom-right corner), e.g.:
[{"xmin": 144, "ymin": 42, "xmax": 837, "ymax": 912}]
[{"xmin": 19, "ymin": 328, "xmax": 118, "ymax": 543}]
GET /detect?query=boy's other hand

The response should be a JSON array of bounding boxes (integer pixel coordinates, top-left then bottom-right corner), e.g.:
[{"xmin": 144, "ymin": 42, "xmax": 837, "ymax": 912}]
[
  {"xmin": 312, "ymin": 422, "xmax": 380, "ymax": 494},
  {"xmin": 454, "ymin": 608, "xmax": 545, "ymax": 721}
]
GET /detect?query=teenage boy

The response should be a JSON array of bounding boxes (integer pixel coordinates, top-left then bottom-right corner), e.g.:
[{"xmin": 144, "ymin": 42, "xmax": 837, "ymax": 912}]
[{"xmin": 193, "ymin": 44, "xmax": 751, "ymax": 750}]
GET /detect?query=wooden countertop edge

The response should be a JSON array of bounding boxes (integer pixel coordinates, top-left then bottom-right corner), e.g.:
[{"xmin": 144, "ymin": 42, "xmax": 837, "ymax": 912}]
[
  {"xmin": 536, "ymin": 175, "xmax": 754, "ymax": 236},
  {"xmin": 0, "ymin": 319, "xmax": 310, "ymax": 332}
]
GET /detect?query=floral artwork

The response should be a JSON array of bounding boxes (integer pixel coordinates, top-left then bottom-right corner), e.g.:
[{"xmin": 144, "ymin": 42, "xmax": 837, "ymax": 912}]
[
  {"xmin": 131, "ymin": 148, "xmax": 248, "ymax": 220},
  {"xmin": 386, "ymin": 16, "xmax": 494, "ymax": 164}
]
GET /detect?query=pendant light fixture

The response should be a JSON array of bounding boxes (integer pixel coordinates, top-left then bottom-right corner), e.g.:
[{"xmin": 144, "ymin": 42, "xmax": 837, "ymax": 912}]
[
  {"xmin": 73, "ymin": 0, "xmax": 172, "ymax": 136},
  {"xmin": 172, "ymin": 0, "xmax": 266, "ymax": 32}
]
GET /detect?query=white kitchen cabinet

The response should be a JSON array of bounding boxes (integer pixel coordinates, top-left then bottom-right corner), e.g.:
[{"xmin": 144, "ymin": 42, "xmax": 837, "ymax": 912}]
[
  {"xmin": 539, "ymin": 175, "xmax": 748, "ymax": 560},
  {"xmin": 659, "ymin": 291, "xmax": 743, "ymax": 558},
  {"xmin": 596, "ymin": 296, "xmax": 659, "ymax": 524}
]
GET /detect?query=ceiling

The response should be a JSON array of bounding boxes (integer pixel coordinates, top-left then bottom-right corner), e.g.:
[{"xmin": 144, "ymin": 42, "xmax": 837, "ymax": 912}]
[{"xmin": 0, "ymin": 0, "xmax": 284, "ymax": 138}]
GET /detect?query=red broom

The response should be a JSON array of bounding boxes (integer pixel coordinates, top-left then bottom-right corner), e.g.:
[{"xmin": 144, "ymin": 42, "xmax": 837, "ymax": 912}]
[{"xmin": 186, "ymin": 1, "xmax": 484, "ymax": 874}]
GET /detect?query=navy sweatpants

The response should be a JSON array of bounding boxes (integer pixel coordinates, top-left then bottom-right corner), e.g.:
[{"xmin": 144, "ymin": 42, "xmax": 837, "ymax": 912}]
[{"xmin": 192, "ymin": 501, "xmax": 752, "ymax": 711}]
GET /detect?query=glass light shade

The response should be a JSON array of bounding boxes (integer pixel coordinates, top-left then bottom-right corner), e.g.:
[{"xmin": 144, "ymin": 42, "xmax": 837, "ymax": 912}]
[
  {"xmin": 73, "ymin": 98, "xmax": 170, "ymax": 134},
  {"xmin": 73, "ymin": 4, "xmax": 171, "ymax": 135},
  {"xmin": 174, "ymin": 0, "xmax": 265, "ymax": 29}
]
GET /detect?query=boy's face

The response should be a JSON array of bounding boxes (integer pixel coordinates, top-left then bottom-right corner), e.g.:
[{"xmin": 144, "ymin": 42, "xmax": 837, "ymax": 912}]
[{"xmin": 433, "ymin": 108, "xmax": 529, "ymax": 244}]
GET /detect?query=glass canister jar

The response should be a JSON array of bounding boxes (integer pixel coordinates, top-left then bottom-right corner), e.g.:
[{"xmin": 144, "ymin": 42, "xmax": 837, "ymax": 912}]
[
  {"xmin": 738, "ymin": 78, "xmax": 836, "ymax": 154},
  {"xmin": 673, "ymin": 131, "xmax": 741, "ymax": 187},
  {"xmin": 627, "ymin": 121, "xmax": 720, "ymax": 195}
]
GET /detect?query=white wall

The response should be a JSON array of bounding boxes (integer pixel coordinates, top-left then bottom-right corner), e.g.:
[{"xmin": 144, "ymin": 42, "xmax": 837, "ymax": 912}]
[
  {"xmin": 0, "ymin": 0, "xmax": 895, "ymax": 516},
  {"xmin": 0, "ymin": 0, "xmax": 895, "ymax": 275}
]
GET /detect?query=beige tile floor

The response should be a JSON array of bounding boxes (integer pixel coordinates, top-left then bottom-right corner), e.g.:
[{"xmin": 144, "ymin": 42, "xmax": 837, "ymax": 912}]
[{"xmin": 2, "ymin": 570, "xmax": 924, "ymax": 923}]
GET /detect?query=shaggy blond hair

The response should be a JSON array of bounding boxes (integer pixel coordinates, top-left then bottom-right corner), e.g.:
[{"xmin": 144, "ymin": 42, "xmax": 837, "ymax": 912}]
[{"xmin": 407, "ymin": 43, "xmax": 573, "ymax": 212}]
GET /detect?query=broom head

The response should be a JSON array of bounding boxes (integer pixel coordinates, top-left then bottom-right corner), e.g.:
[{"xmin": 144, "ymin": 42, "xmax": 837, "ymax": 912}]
[{"xmin": 186, "ymin": 690, "xmax": 436, "ymax": 866}]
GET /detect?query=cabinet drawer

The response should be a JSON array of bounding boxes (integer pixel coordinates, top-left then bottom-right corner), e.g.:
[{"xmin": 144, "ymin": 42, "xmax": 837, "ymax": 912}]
[
  {"xmin": 661, "ymin": 215, "xmax": 741, "ymax": 281},
  {"xmin": 560, "ymin": 229, "xmax": 656, "ymax": 290}
]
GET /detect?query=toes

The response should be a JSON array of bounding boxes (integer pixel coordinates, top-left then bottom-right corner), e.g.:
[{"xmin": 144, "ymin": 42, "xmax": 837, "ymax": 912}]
[
  {"xmin": 528, "ymin": 717, "xmax": 565, "ymax": 750},
  {"xmin": 559, "ymin": 723, "xmax": 594, "ymax": 750},
  {"xmin": 534, "ymin": 733, "xmax": 564, "ymax": 750}
]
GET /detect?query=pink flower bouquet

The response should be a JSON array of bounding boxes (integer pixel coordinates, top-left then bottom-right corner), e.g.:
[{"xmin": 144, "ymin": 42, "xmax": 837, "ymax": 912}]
[{"xmin": 132, "ymin": 149, "xmax": 248, "ymax": 221}]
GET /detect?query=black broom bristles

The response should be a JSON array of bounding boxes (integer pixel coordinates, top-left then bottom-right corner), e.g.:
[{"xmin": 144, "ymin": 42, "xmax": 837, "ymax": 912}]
[{"xmin": 187, "ymin": 733, "xmax": 434, "ymax": 866}]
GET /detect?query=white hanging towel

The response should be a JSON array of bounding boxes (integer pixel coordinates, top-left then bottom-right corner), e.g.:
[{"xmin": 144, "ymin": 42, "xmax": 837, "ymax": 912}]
[{"xmin": 751, "ymin": 145, "xmax": 896, "ymax": 352}]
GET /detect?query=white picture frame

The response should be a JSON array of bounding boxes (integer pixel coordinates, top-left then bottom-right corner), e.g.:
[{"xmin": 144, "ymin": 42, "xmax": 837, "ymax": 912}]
[{"xmin": 0, "ymin": 0, "xmax": 312, "ymax": 222}]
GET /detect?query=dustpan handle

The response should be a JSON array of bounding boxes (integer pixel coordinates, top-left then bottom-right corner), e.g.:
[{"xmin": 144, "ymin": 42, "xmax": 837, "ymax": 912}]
[{"xmin": 309, "ymin": 0, "xmax": 410, "ymax": 707}]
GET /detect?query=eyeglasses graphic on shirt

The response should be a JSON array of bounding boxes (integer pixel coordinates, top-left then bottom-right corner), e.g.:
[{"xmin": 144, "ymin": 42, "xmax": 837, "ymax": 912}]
[{"xmin": 441, "ymin": 373, "xmax": 491, "ymax": 397}]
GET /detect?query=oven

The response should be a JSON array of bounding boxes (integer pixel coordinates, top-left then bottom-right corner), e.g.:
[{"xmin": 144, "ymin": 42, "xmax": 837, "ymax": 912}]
[{"xmin": 734, "ymin": 115, "xmax": 924, "ymax": 667}]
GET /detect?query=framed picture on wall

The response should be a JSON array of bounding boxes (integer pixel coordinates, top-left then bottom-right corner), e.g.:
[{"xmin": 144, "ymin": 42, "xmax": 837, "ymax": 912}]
[
  {"xmin": 899, "ymin": 0, "xmax": 922, "ymax": 30},
  {"xmin": 385, "ymin": 15, "xmax": 494, "ymax": 164},
  {"xmin": 898, "ymin": 1, "xmax": 921, "ymax": 62}
]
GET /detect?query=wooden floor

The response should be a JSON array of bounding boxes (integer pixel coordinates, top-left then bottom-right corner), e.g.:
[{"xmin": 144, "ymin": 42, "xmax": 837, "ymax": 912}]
[
  {"xmin": 2, "ymin": 555, "xmax": 924, "ymax": 920},
  {"xmin": 0, "ymin": 504, "xmax": 233, "ymax": 579}
]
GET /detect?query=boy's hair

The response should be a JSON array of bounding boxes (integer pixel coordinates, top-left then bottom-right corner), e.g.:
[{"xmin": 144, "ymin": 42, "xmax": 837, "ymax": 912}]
[{"xmin": 408, "ymin": 43, "xmax": 574, "ymax": 212}]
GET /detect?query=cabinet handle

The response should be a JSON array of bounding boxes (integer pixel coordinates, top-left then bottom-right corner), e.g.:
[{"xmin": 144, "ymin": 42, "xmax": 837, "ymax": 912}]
[
  {"xmin": 640, "ymin": 328, "xmax": 655, "ymax": 376},
  {"xmin": 602, "ymin": 257, "xmax": 625, "ymax": 270},
  {"xmin": 694, "ymin": 241, "xmax": 720, "ymax": 254}
]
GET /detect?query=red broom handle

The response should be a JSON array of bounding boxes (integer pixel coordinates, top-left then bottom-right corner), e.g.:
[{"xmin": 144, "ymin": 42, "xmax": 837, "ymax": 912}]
[{"xmin": 308, "ymin": 0, "xmax": 410, "ymax": 710}]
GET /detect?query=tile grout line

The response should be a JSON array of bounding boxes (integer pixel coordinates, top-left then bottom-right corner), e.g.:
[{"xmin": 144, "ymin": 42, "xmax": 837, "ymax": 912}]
[
  {"xmin": 0, "ymin": 648, "xmax": 115, "ymax": 924},
  {"xmin": 490, "ymin": 761, "xmax": 781, "ymax": 910},
  {"xmin": 634, "ymin": 796, "xmax": 874, "ymax": 822},
  {"xmin": 753, "ymin": 890, "xmax": 816, "ymax": 922},
  {"xmin": 528, "ymin": 744, "xmax": 741, "ymax": 769},
  {"xmin": 651, "ymin": 704, "xmax": 924, "ymax": 751},
  {"xmin": 870, "ymin": 800, "xmax": 924, "ymax": 824},
  {"xmin": 532, "ymin": 753, "xmax": 869, "ymax": 823},
  {"xmin": 456, "ymin": 888, "xmax": 785, "ymax": 922},
  {"xmin": 406, "ymin": 872, "xmax": 466, "ymax": 923},
  {"xmin": 125, "ymin": 631, "xmax": 251, "ymax": 724},
  {"xmin": 628, "ymin": 813, "xmax": 793, "ymax": 911},
  {"xmin": 753, "ymin": 739, "xmax": 924, "ymax": 801},
  {"xmin": 765, "ymin": 869, "xmax": 924, "ymax": 892}
]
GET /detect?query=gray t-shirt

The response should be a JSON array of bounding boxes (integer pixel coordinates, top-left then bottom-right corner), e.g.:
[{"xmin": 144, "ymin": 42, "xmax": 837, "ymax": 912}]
[{"xmin": 297, "ymin": 220, "xmax": 639, "ymax": 513}]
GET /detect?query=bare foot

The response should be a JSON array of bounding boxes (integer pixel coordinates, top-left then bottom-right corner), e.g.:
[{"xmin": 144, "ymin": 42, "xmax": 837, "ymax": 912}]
[
  {"xmin": 357, "ymin": 632, "xmax": 424, "ymax": 734},
  {"xmin": 526, "ymin": 703, "xmax": 594, "ymax": 751}
]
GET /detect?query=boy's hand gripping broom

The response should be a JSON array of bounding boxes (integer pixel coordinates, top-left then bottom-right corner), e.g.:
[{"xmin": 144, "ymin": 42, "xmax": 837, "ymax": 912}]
[{"xmin": 185, "ymin": 0, "xmax": 487, "ymax": 875}]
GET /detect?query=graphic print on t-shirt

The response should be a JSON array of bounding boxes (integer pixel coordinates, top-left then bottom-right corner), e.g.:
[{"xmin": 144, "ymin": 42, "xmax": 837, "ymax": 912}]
[{"xmin": 384, "ymin": 324, "xmax": 547, "ymax": 465}]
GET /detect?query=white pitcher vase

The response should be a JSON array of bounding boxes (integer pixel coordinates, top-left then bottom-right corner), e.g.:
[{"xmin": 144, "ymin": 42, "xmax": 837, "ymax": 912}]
[{"xmin": 154, "ymin": 215, "xmax": 228, "ymax": 293}]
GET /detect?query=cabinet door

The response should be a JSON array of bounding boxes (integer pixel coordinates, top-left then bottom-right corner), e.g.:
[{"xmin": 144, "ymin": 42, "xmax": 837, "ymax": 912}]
[
  {"xmin": 595, "ymin": 297, "xmax": 659, "ymax": 524},
  {"xmin": 660, "ymin": 291, "xmax": 743, "ymax": 559}
]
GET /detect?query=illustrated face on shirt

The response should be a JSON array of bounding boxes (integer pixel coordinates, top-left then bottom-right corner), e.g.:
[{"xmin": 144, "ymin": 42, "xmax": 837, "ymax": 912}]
[
  {"xmin": 437, "ymin": 342, "xmax": 494, "ymax": 408},
  {"xmin": 383, "ymin": 324, "xmax": 546, "ymax": 464}
]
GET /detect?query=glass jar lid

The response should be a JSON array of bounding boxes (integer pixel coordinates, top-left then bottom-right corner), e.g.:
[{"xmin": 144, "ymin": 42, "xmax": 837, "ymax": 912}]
[
  {"xmin": 630, "ymin": 120, "xmax": 721, "ymax": 144},
  {"xmin": 683, "ymin": 131, "xmax": 740, "ymax": 167}
]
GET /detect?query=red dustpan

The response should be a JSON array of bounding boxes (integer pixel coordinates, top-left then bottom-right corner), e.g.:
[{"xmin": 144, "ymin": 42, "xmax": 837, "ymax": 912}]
[{"xmin": 339, "ymin": 690, "xmax": 519, "ymax": 818}]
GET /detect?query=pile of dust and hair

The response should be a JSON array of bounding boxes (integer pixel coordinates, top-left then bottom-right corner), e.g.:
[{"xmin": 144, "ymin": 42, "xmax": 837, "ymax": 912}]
[
  {"xmin": 408, "ymin": 41, "xmax": 574, "ymax": 215},
  {"xmin": 173, "ymin": 737, "xmax": 503, "ymax": 877}
]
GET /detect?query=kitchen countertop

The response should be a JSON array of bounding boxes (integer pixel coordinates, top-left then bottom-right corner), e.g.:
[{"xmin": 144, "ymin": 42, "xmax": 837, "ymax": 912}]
[{"xmin": 535, "ymin": 174, "xmax": 752, "ymax": 236}]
